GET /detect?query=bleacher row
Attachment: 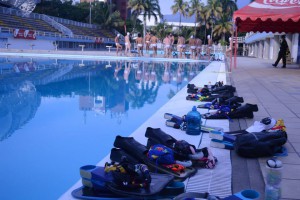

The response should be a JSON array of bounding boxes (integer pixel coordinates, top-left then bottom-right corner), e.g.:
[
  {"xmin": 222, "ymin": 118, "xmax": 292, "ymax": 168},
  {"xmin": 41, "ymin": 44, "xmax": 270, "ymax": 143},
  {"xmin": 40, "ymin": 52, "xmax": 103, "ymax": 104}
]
[{"xmin": 0, "ymin": 10, "xmax": 116, "ymax": 40}]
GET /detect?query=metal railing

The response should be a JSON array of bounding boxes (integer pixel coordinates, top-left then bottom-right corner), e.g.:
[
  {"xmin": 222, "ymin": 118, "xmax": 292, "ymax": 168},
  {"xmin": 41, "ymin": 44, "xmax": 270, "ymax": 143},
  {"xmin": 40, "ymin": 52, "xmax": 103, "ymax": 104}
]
[
  {"xmin": 0, "ymin": 26, "xmax": 115, "ymax": 43},
  {"xmin": 0, "ymin": 6, "xmax": 117, "ymax": 43},
  {"xmin": 41, "ymin": 14, "xmax": 73, "ymax": 37},
  {"xmin": 50, "ymin": 16, "xmax": 99, "ymax": 29}
]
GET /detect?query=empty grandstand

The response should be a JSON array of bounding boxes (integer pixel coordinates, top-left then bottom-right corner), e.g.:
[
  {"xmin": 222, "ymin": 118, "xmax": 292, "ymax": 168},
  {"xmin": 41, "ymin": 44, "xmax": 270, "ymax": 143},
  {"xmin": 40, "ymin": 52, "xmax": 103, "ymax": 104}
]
[{"xmin": 0, "ymin": 5, "xmax": 123, "ymax": 51}]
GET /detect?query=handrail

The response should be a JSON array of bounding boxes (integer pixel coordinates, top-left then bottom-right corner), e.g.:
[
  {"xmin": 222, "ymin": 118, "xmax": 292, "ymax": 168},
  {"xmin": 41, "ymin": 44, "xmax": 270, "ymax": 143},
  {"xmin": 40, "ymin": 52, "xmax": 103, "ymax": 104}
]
[
  {"xmin": 41, "ymin": 14, "xmax": 73, "ymax": 37},
  {"xmin": 0, "ymin": 26, "xmax": 114, "ymax": 43},
  {"xmin": 50, "ymin": 16, "xmax": 100, "ymax": 29}
]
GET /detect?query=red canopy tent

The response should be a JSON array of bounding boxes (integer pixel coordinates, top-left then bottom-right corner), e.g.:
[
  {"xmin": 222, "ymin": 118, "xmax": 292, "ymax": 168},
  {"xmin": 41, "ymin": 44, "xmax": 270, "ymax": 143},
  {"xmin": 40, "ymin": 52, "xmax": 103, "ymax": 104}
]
[{"xmin": 231, "ymin": 0, "xmax": 300, "ymax": 69}]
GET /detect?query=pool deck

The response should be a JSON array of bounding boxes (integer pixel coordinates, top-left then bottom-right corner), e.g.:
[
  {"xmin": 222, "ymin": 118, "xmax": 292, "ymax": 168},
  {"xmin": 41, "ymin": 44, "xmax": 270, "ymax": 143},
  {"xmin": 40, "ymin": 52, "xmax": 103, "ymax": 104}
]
[
  {"xmin": 1, "ymin": 48, "xmax": 300, "ymax": 199},
  {"xmin": 230, "ymin": 57, "xmax": 300, "ymax": 200}
]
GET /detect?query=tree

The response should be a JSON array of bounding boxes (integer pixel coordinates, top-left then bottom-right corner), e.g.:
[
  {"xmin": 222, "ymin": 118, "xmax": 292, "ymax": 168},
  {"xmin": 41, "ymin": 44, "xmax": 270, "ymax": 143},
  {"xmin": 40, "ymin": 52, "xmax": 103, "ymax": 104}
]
[
  {"xmin": 171, "ymin": 0, "xmax": 189, "ymax": 28},
  {"xmin": 199, "ymin": 7, "xmax": 209, "ymax": 43},
  {"xmin": 150, "ymin": 21, "xmax": 173, "ymax": 41},
  {"xmin": 188, "ymin": 0, "xmax": 204, "ymax": 36},
  {"xmin": 213, "ymin": 13, "xmax": 233, "ymax": 41},
  {"xmin": 222, "ymin": 0, "xmax": 237, "ymax": 19},
  {"xmin": 205, "ymin": 0, "xmax": 222, "ymax": 41},
  {"xmin": 128, "ymin": 0, "xmax": 162, "ymax": 38},
  {"xmin": 93, "ymin": 2, "xmax": 124, "ymax": 28}
]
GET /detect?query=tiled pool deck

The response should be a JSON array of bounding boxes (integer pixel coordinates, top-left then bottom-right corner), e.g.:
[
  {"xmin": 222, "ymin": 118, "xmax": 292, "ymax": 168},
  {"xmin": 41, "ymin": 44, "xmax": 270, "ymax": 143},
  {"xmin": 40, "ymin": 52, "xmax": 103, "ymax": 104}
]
[
  {"xmin": 1, "ymin": 49, "xmax": 299, "ymax": 199},
  {"xmin": 229, "ymin": 57, "xmax": 300, "ymax": 200}
]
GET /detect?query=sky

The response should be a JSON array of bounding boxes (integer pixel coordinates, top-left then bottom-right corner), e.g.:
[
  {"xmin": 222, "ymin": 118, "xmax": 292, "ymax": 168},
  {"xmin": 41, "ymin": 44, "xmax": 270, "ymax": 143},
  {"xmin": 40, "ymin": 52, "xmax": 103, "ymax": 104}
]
[{"xmin": 159, "ymin": 0, "xmax": 251, "ymax": 15}]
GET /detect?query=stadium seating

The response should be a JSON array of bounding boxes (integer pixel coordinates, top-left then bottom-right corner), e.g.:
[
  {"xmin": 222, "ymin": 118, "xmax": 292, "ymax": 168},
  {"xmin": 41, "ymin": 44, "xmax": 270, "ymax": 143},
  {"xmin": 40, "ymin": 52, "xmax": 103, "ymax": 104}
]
[
  {"xmin": 0, "ymin": 13, "xmax": 59, "ymax": 33},
  {"xmin": 61, "ymin": 23, "xmax": 116, "ymax": 39}
]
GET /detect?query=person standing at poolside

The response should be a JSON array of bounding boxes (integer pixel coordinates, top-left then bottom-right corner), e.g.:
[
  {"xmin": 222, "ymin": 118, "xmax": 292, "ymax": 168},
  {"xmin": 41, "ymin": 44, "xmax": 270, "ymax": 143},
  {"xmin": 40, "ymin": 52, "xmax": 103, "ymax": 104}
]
[
  {"xmin": 196, "ymin": 37, "xmax": 202, "ymax": 59},
  {"xmin": 150, "ymin": 33, "xmax": 158, "ymax": 57},
  {"xmin": 163, "ymin": 34, "xmax": 171, "ymax": 58},
  {"xmin": 115, "ymin": 34, "xmax": 122, "ymax": 56},
  {"xmin": 136, "ymin": 33, "xmax": 144, "ymax": 56},
  {"xmin": 272, "ymin": 35, "xmax": 288, "ymax": 68},
  {"xmin": 145, "ymin": 32, "xmax": 151, "ymax": 53},
  {"xmin": 177, "ymin": 35, "xmax": 185, "ymax": 59},
  {"xmin": 124, "ymin": 32, "xmax": 131, "ymax": 56},
  {"xmin": 189, "ymin": 35, "xmax": 196, "ymax": 59},
  {"xmin": 169, "ymin": 33, "xmax": 175, "ymax": 56},
  {"xmin": 207, "ymin": 35, "xmax": 213, "ymax": 58}
]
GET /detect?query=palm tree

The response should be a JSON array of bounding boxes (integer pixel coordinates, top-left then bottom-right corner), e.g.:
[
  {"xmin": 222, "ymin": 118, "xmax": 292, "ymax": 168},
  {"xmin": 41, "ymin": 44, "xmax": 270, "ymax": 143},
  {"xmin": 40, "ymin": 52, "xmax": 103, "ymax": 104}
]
[
  {"xmin": 188, "ymin": 0, "xmax": 204, "ymax": 36},
  {"xmin": 199, "ymin": 7, "xmax": 209, "ymax": 44},
  {"xmin": 93, "ymin": 2, "xmax": 124, "ymax": 28},
  {"xmin": 213, "ymin": 13, "xmax": 233, "ymax": 41},
  {"xmin": 128, "ymin": 0, "xmax": 162, "ymax": 38},
  {"xmin": 150, "ymin": 20, "xmax": 173, "ymax": 41},
  {"xmin": 205, "ymin": 0, "xmax": 222, "ymax": 41},
  {"xmin": 171, "ymin": 0, "xmax": 189, "ymax": 28},
  {"xmin": 222, "ymin": 0, "xmax": 237, "ymax": 19}
]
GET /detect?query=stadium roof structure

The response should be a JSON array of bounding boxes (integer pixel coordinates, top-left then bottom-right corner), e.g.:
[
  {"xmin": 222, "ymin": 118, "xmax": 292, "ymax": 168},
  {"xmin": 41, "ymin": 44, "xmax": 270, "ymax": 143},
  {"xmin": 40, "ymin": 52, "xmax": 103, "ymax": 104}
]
[
  {"xmin": 163, "ymin": 13, "xmax": 196, "ymax": 27},
  {"xmin": 0, "ymin": 0, "xmax": 40, "ymax": 14}
]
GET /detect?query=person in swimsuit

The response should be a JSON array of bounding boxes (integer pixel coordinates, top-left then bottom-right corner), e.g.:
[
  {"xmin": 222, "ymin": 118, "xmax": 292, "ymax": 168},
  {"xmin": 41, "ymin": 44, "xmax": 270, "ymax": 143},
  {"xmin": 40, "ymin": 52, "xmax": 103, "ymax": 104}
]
[
  {"xmin": 177, "ymin": 35, "xmax": 185, "ymax": 59},
  {"xmin": 207, "ymin": 35, "xmax": 213, "ymax": 59},
  {"xmin": 136, "ymin": 33, "xmax": 144, "ymax": 56},
  {"xmin": 196, "ymin": 37, "xmax": 202, "ymax": 59},
  {"xmin": 169, "ymin": 33, "xmax": 175, "ymax": 56},
  {"xmin": 115, "ymin": 34, "xmax": 122, "ymax": 56},
  {"xmin": 189, "ymin": 35, "xmax": 196, "ymax": 59},
  {"xmin": 145, "ymin": 32, "xmax": 151, "ymax": 53},
  {"xmin": 163, "ymin": 35, "xmax": 171, "ymax": 58},
  {"xmin": 150, "ymin": 33, "xmax": 158, "ymax": 57},
  {"xmin": 124, "ymin": 32, "xmax": 131, "ymax": 56}
]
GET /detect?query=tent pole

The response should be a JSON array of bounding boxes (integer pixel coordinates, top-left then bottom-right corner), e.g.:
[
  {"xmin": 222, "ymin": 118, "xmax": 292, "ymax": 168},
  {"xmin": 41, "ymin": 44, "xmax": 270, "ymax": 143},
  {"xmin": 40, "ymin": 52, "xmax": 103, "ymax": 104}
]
[
  {"xmin": 234, "ymin": 28, "xmax": 238, "ymax": 69},
  {"xmin": 230, "ymin": 33, "xmax": 233, "ymax": 72}
]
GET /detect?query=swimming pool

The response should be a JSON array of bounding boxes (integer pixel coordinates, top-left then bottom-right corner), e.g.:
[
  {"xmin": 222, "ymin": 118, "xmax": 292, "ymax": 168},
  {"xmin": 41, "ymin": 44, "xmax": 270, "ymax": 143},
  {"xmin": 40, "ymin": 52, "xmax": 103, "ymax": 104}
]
[{"xmin": 0, "ymin": 56, "xmax": 207, "ymax": 200}]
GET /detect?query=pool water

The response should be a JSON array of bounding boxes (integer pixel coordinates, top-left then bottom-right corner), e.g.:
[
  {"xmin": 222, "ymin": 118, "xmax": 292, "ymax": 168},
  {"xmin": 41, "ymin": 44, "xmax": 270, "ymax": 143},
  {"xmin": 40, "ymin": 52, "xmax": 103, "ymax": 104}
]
[{"xmin": 0, "ymin": 56, "xmax": 206, "ymax": 200}]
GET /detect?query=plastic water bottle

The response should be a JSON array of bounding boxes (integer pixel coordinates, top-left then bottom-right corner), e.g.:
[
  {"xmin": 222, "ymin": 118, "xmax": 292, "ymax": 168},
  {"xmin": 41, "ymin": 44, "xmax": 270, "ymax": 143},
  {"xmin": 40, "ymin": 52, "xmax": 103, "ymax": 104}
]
[
  {"xmin": 208, "ymin": 81, "xmax": 212, "ymax": 90},
  {"xmin": 186, "ymin": 106, "xmax": 202, "ymax": 135},
  {"xmin": 265, "ymin": 158, "xmax": 282, "ymax": 200}
]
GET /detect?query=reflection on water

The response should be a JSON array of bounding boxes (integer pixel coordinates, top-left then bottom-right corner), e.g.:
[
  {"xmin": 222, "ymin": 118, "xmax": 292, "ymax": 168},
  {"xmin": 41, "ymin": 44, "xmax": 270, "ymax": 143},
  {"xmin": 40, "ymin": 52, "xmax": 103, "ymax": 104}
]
[
  {"xmin": 0, "ymin": 56, "xmax": 206, "ymax": 200},
  {"xmin": 0, "ymin": 57, "xmax": 206, "ymax": 141}
]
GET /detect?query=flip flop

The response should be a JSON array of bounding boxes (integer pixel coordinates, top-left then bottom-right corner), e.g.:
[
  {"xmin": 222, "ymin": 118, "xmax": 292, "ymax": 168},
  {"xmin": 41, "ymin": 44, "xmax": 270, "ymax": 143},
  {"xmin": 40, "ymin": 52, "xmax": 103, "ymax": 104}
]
[
  {"xmin": 209, "ymin": 130, "xmax": 236, "ymax": 143},
  {"xmin": 210, "ymin": 139, "xmax": 234, "ymax": 150}
]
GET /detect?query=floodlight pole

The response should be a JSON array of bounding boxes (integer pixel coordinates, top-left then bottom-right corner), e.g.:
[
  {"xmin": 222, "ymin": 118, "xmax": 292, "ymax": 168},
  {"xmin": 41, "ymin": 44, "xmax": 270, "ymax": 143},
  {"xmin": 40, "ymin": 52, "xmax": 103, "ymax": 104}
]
[{"xmin": 89, "ymin": 1, "xmax": 92, "ymax": 24}]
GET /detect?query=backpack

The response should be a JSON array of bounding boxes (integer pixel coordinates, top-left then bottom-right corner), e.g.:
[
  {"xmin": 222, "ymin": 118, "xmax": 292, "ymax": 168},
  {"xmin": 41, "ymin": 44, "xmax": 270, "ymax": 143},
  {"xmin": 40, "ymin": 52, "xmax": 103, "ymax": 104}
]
[
  {"xmin": 147, "ymin": 144, "xmax": 175, "ymax": 165},
  {"xmin": 234, "ymin": 131, "xmax": 287, "ymax": 158}
]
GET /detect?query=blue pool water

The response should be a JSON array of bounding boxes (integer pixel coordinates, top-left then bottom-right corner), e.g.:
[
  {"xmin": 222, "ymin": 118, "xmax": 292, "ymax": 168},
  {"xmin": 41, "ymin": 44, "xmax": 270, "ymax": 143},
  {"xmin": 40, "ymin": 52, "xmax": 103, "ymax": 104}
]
[{"xmin": 0, "ymin": 56, "xmax": 206, "ymax": 200}]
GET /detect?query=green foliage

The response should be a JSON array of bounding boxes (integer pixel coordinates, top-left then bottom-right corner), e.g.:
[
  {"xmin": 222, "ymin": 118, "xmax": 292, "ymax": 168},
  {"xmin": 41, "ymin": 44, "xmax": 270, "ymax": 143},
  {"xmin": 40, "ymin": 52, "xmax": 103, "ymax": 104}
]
[
  {"xmin": 149, "ymin": 21, "xmax": 173, "ymax": 41},
  {"xmin": 34, "ymin": 1, "xmax": 124, "ymax": 28},
  {"xmin": 219, "ymin": 39, "xmax": 228, "ymax": 46},
  {"xmin": 34, "ymin": 0, "xmax": 89, "ymax": 22},
  {"xmin": 171, "ymin": 0, "xmax": 189, "ymax": 27},
  {"xmin": 93, "ymin": 2, "xmax": 124, "ymax": 28}
]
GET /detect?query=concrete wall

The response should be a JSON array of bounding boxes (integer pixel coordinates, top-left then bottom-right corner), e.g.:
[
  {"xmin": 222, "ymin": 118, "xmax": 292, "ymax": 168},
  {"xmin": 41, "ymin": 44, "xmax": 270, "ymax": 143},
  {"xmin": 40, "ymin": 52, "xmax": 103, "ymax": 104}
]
[
  {"xmin": 263, "ymin": 38, "xmax": 270, "ymax": 59},
  {"xmin": 246, "ymin": 33, "xmax": 299, "ymax": 64},
  {"xmin": 5, "ymin": 36, "xmax": 55, "ymax": 50},
  {"xmin": 291, "ymin": 34, "xmax": 299, "ymax": 63}
]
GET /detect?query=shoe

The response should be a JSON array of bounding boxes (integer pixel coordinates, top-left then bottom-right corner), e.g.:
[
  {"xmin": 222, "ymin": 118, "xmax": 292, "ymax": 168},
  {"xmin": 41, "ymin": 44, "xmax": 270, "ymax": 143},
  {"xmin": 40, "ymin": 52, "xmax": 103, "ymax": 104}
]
[
  {"xmin": 272, "ymin": 64, "xmax": 277, "ymax": 67},
  {"xmin": 281, "ymin": 66, "xmax": 286, "ymax": 68},
  {"xmin": 164, "ymin": 113, "xmax": 184, "ymax": 124}
]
